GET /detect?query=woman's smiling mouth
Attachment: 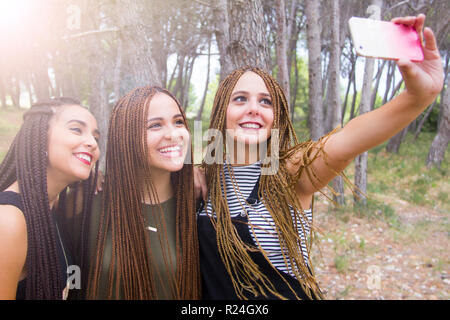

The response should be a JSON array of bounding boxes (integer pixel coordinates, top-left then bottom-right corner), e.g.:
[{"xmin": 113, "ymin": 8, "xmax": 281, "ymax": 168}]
[
  {"xmin": 158, "ymin": 144, "xmax": 183, "ymax": 158},
  {"xmin": 239, "ymin": 122, "xmax": 262, "ymax": 129},
  {"xmin": 74, "ymin": 152, "xmax": 93, "ymax": 165}
]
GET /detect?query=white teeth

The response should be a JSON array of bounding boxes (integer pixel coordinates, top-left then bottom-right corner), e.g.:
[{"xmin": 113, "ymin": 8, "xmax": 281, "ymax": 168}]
[
  {"xmin": 240, "ymin": 123, "xmax": 261, "ymax": 129},
  {"xmin": 76, "ymin": 153, "xmax": 92, "ymax": 163},
  {"xmin": 159, "ymin": 146, "xmax": 181, "ymax": 153}
]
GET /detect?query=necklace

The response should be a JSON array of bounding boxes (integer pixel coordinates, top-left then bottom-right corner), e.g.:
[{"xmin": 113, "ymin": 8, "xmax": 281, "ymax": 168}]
[
  {"xmin": 146, "ymin": 226, "xmax": 158, "ymax": 232},
  {"xmin": 54, "ymin": 221, "xmax": 69, "ymax": 300},
  {"xmin": 142, "ymin": 202, "xmax": 160, "ymax": 232}
]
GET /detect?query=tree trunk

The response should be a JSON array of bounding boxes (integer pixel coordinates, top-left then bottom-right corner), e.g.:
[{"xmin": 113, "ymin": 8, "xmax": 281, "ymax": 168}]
[
  {"xmin": 290, "ymin": 51, "xmax": 299, "ymax": 121},
  {"xmin": 414, "ymin": 102, "xmax": 435, "ymax": 140},
  {"xmin": 354, "ymin": 0, "xmax": 382, "ymax": 206},
  {"xmin": 113, "ymin": 36, "xmax": 123, "ymax": 103},
  {"xmin": 167, "ymin": 62, "xmax": 178, "ymax": 91},
  {"xmin": 286, "ymin": 0, "xmax": 301, "ymax": 77},
  {"xmin": 213, "ymin": 0, "xmax": 232, "ymax": 80},
  {"xmin": 305, "ymin": 0, "xmax": 324, "ymax": 140},
  {"xmin": 275, "ymin": 0, "xmax": 290, "ymax": 107},
  {"xmin": 172, "ymin": 55, "xmax": 186, "ymax": 99},
  {"xmin": 86, "ymin": 7, "xmax": 112, "ymax": 169},
  {"xmin": 226, "ymin": 0, "xmax": 271, "ymax": 72},
  {"xmin": 196, "ymin": 36, "xmax": 212, "ymax": 121},
  {"xmin": 328, "ymin": 0, "xmax": 345, "ymax": 205},
  {"xmin": 179, "ymin": 56, "xmax": 189, "ymax": 109},
  {"xmin": 89, "ymin": 56, "xmax": 109, "ymax": 170},
  {"xmin": 426, "ymin": 85, "xmax": 449, "ymax": 169},
  {"xmin": 349, "ymin": 69, "xmax": 358, "ymax": 120},
  {"xmin": 370, "ymin": 60, "xmax": 387, "ymax": 110},
  {"xmin": 386, "ymin": 126, "xmax": 408, "ymax": 153},
  {"xmin": 0, "ymin": 77, "xmax": 7, "ymax": 108},
  {"xmin": 324, "ymin": 71, "xmax": 333, "ymax": 133},
  {"xmin": 341, "ymin": 54, "xmax": 356, "ymax": 124},
  {"xmin": 31, "ymin": 54, "xmax": 52, "ymax": 102},
  {"xmin": 27, "ymin": 77, "xmax": 34, "ymax": 106},
  {"xmin": 382, "ymin": 61, "xmax": 395, "ymax": 105},
  {"xmin": 321, "ymin": 51, "xmax": 330, "ymax": 105},
  {"xmin": 385, "ymin": 80, "xmax": 406, "ymax": 153},
  {"xmin": 10, "ymin": 78, "xmax": 21, "ymax": 109},
  {"xmin": 117, "ymin": 0, "xmax": 162, "ymax": 88},
  {"xmin": 182, "ymin": 55, "xmax": 197, "ymax": 111},
  {"xmin": 149, "ymin": 5, "xmax": 167, "ymax": 89}
]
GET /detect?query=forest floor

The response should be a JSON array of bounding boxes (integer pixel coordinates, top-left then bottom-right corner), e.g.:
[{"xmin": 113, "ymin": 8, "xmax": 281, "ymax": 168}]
[{"xmin": 311, "ymin": 171, "xmax": 449, "ymax": 300}]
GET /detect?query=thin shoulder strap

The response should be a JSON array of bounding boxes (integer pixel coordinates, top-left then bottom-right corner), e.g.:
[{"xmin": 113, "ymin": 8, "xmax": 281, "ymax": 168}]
[
  {"xmin": 0, "ymin": 191, "xmax": 24, "ymax": 212},
  {"xmin": 246, "ymin": 175, "xmax": 261, "ymax": 205}
]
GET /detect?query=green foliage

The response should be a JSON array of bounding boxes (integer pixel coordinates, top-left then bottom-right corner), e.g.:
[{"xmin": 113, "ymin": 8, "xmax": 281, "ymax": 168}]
[
  {"xmin": 202, "ymin": 74, "xmax": 220, "ymax": 119},
  {"xmin": 325, "ymin": 131, "xmax": 448, "ymax": 234},
  {"xmin": 422, "ymin": 102, "xmax": 440, "ymax": 133},
  {"xmin": 438, "ymin": 190, "xmax": 448, "ymax": 203},
  {"xmin": 341, "ymin": 91, "xmax": 361, "ymax": 124},
  {"xmin": 354, "ymin": 198, "xmax": 400, "ymax": 229},
  {"xmin": 185, "ymin": 84, "xmax": 199, "ymax": 115},
  {"xmin": 290, "ymin": 54, "xmax": 309, "ymax": 120},
  {"xmin": 372, "ymin": 93, "xmax": 384, "ymax": 110},
  {"xmin": 367, "ymin": 132, "xmax": 448, "ymax": 210},
  {"xmin": 185, "ymin": 74, "xmax": 219, "ymax": 144},
  {"xmin": 334, "ymin": 254, "xmax": 350, "ymax": 274}
]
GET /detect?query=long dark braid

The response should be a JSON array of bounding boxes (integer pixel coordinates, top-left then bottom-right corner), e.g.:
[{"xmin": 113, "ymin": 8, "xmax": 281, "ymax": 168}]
[{"xmin": 0, "ymin": 98, "xmax": 97, "ymax": 299}]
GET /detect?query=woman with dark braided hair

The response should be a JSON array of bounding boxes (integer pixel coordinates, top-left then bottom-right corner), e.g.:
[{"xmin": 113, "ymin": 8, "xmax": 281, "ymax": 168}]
[
  {"xmin": 80, "ymin": 86, "xmax": 201, "ymax": 299},
  {"xmin": 198, "ymin": 15, "xmax": 443, "ymax": 300},
  {"xmin": 0, "ymin": 98, "xmax": 100, "ymax": 299}
]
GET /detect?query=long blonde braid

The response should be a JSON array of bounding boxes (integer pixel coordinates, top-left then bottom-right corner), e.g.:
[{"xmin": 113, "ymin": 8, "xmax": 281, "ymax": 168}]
[{"xmin": 203, "ymin": 66, "xmax": 338, "ymax": 299}]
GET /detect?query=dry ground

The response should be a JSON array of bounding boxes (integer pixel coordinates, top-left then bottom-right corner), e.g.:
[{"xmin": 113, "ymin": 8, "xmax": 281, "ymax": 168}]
[{"xmin": 311, "ymin": 195, "xmax": 449, "ymax": 300}]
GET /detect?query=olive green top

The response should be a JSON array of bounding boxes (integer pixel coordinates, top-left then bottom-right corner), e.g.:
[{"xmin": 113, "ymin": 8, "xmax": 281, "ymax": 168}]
[{"xmin": 88, "ymin": 193, "xmax": 177, "ymax": 299}]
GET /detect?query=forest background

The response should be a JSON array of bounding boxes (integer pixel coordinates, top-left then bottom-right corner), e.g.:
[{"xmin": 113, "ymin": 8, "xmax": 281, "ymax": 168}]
[{"xmin": 0, "ymin": 0, "xmax": 448, "ymax": 299}]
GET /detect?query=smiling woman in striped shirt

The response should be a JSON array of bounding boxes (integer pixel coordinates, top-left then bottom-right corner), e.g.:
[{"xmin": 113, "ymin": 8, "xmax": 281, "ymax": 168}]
[{"xmin": 197, "ymin": 14, "xmax": 443, "ymax": 300}]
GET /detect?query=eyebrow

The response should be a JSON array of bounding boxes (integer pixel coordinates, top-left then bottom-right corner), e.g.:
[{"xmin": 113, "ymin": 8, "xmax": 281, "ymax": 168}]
[
  {"xmin": 66, "ymin": 119, "xmax": 100, "ymax": 137},
  {"xmin": 231, "ymin": 90, "xmax": 271, "ymax": 97},
  {"xmin": 147, "ymin": 114, "xmax": 184, "ymax": 123}
]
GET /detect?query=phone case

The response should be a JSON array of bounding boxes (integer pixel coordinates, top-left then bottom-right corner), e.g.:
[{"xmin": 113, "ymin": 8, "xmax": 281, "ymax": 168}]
[{"xmin": 348, "ymin": 17, "xmax": 424, "ymax": 62}]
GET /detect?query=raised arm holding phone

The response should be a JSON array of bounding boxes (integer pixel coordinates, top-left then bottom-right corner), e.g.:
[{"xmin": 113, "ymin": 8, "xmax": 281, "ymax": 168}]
[{"xmin": 292, "ymin": 14, "xmax": 444, "ymax": 207}]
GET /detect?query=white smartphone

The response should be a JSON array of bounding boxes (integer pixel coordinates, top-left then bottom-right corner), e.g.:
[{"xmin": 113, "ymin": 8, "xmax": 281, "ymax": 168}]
[{"xmin": 348, "ymin": 17, "xmax": 424, "ymax": 62}]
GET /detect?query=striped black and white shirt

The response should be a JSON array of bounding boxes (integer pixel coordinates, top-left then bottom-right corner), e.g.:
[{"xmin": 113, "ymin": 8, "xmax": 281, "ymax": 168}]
[{"xmin": 198, "ymin": 161, "xmax": 313, "ymax": 276}]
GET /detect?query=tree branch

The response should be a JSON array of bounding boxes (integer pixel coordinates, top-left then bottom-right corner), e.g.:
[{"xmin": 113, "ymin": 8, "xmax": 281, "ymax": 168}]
[{"xmin": 61, "ymin": 28, "xmax": 119, "ymax": 40}]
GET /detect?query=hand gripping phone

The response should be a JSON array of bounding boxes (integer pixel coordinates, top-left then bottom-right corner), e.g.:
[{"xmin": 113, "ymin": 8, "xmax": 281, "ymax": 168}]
[{"xmin": 348, "ymin": 17, "xmax": 424, "ymax": 62}]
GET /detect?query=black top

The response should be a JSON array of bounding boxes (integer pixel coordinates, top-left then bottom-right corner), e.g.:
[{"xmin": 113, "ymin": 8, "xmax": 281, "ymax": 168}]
[
  {"xmin": 197, "ymin": 177, "xmax": 318, "ymax": 300},
  {"xmin": 0, "ymin": 191, "xmax": 73, "ymax": 300}
]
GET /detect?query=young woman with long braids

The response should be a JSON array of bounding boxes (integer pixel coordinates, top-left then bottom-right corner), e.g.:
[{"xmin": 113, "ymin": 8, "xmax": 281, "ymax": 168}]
[
  {"xmin": 198, "ymin": 15, "xmax": 444, "ymax": 300},
  {"xmin": 79, "ymin": 86, "xmax": 201, "ymax": 299},
  {"xmin": 0, "ymin": 98, "xmax": 100, "ymax": 299}
]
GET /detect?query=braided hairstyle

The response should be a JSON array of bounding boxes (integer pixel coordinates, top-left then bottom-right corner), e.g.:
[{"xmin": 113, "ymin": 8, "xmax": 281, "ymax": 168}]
[
  {"xmin": 0, "ymin": 98, "xmax": 98, "ymax": 299},
  {"xmin": 87, "ymin": 86, "xmax": 201, "ymax": 299},
  {"xmin": 204, "ymin": 66, "xmax": 334, "ymax": 299}
]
